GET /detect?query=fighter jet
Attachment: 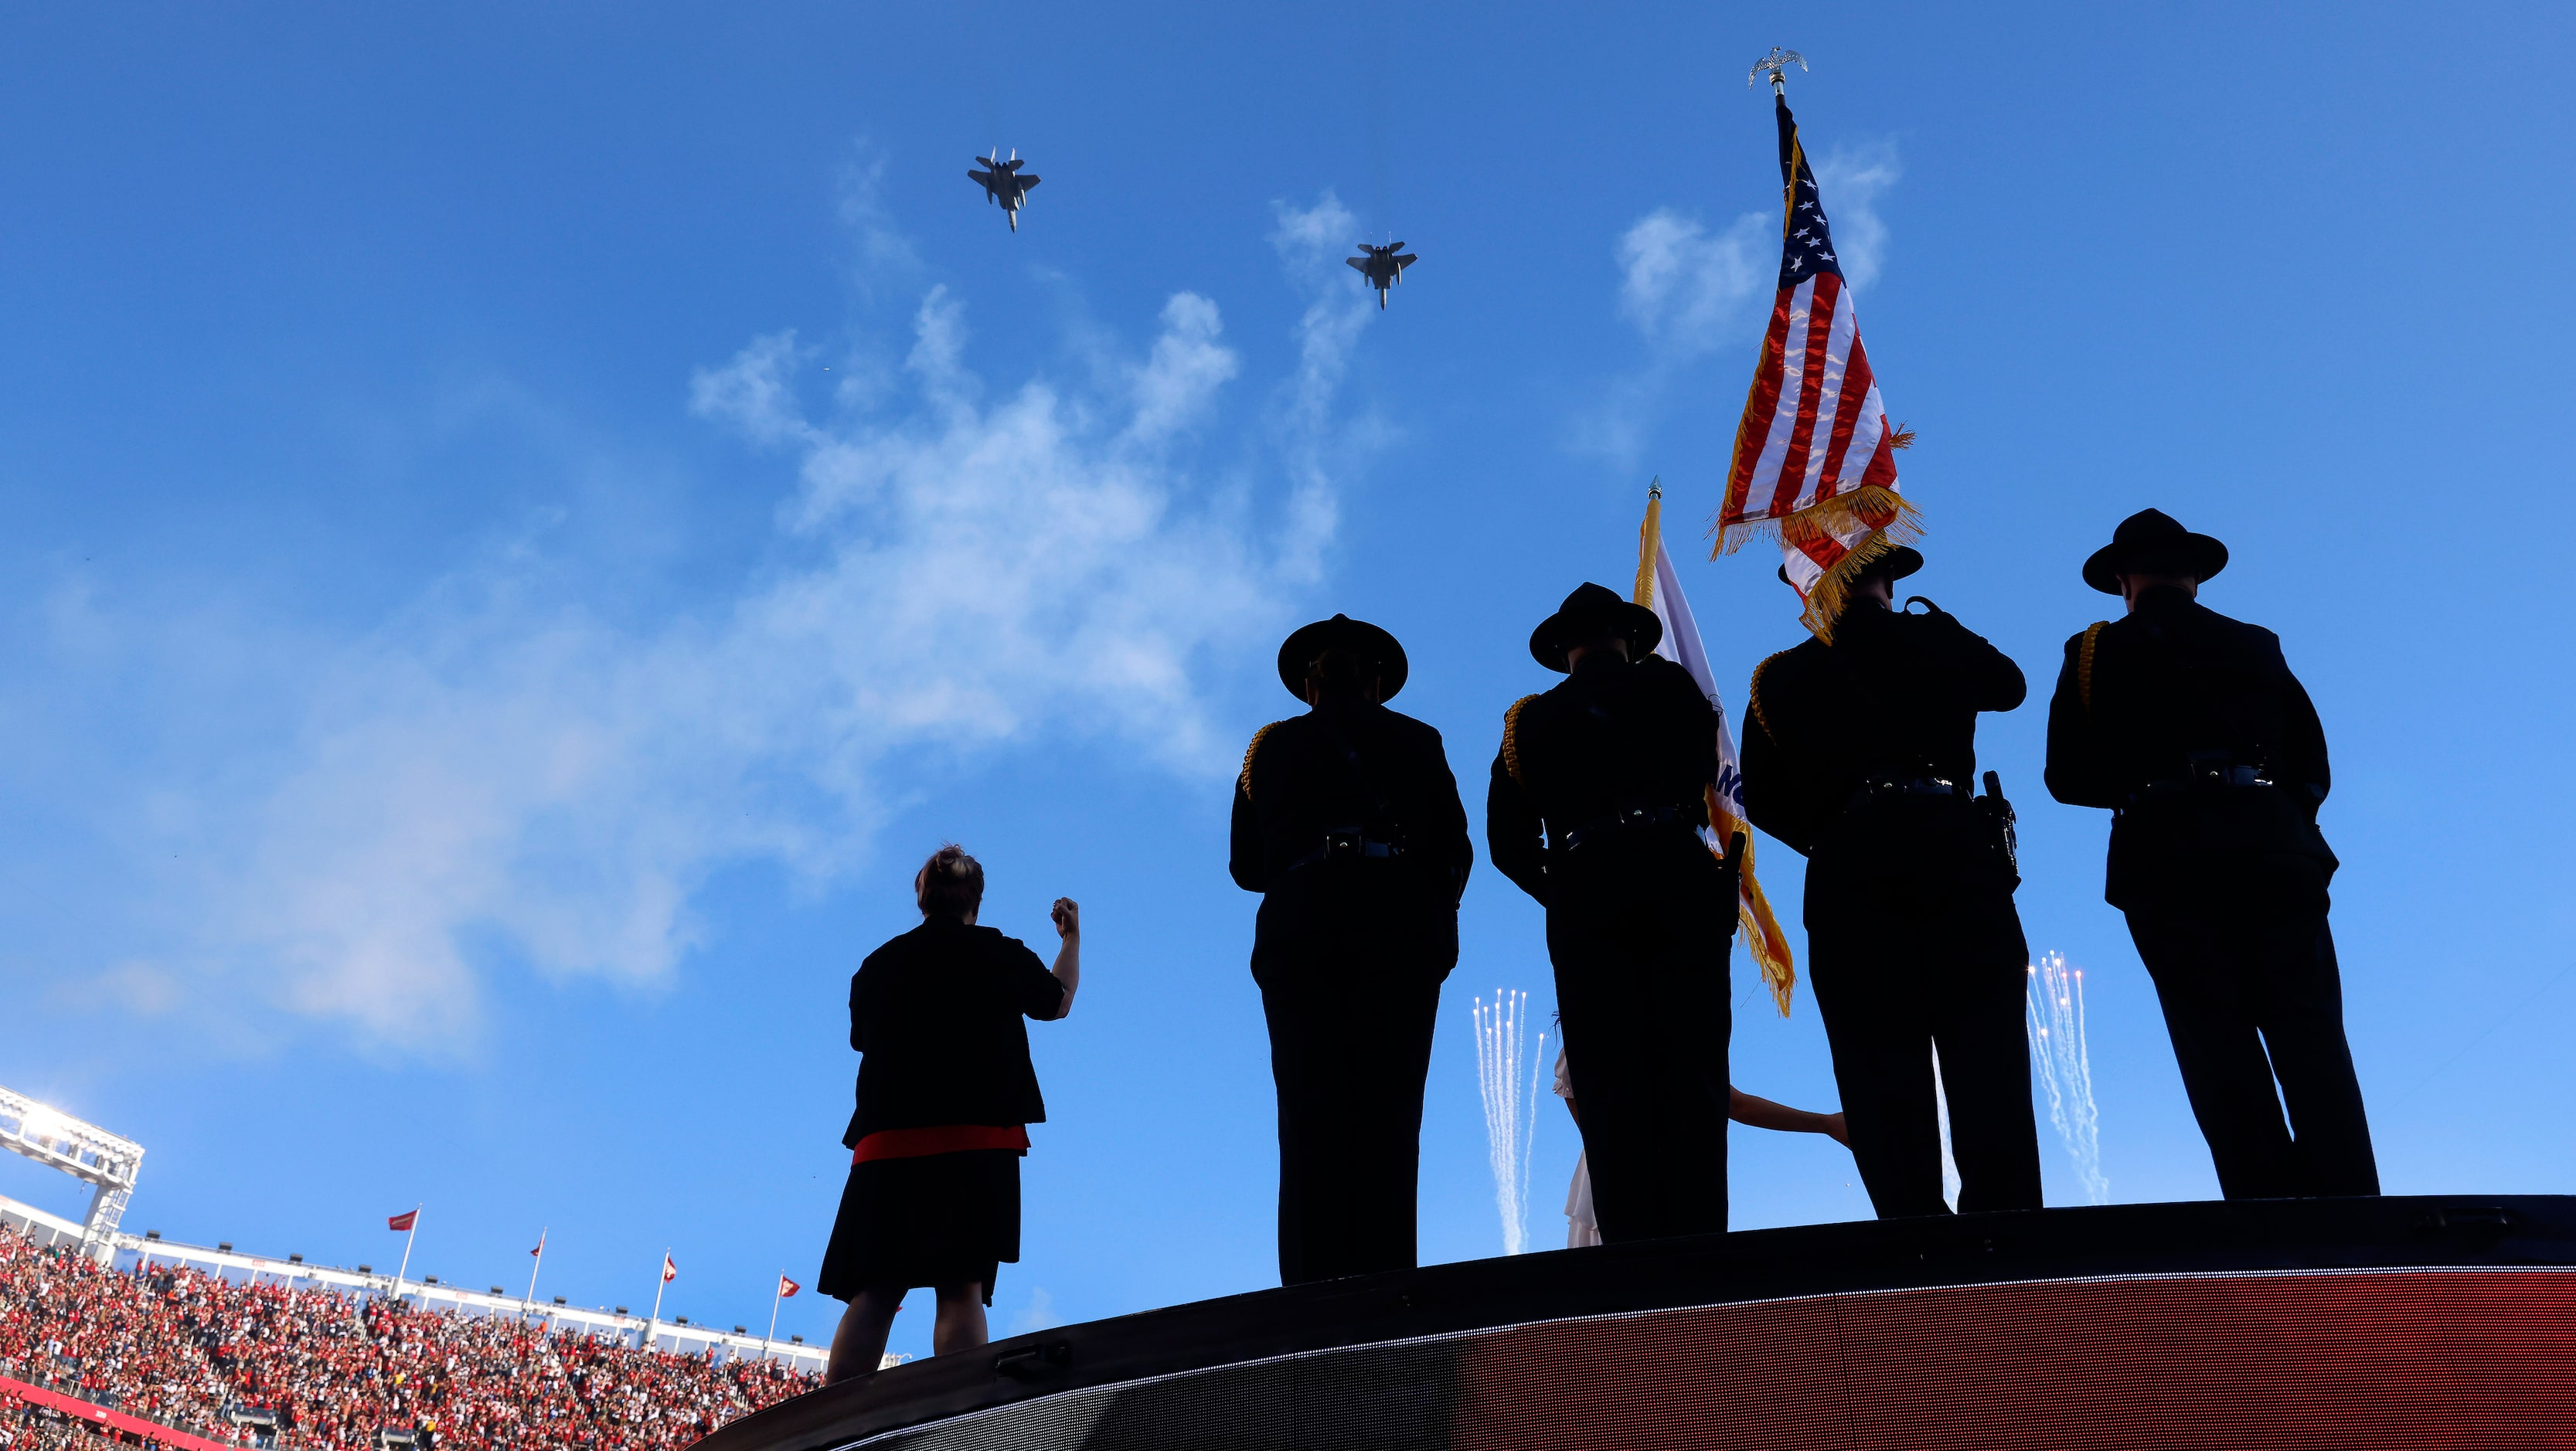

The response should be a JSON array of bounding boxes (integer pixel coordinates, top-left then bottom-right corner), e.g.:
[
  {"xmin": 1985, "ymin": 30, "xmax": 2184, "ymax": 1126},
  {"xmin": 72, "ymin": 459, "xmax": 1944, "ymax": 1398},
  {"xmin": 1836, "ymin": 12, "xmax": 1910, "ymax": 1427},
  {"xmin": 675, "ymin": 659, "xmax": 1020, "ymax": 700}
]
[
  {"xmin": 1346, "ymin": 241, "xmax": 1417, "ymax": 309},
  {"xmin": 967, "ymin": 149, "xmax": 1040, "ymax": 231}
]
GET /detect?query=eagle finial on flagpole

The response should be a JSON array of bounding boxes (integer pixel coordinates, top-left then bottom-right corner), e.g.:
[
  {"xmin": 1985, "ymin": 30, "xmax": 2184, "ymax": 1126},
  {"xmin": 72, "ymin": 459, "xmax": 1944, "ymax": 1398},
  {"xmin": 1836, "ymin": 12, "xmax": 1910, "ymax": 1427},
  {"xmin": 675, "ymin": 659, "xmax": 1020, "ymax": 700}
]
[{"xmin": 1748, "ymin": 47, "xmax": 1807, "ymax": 96}]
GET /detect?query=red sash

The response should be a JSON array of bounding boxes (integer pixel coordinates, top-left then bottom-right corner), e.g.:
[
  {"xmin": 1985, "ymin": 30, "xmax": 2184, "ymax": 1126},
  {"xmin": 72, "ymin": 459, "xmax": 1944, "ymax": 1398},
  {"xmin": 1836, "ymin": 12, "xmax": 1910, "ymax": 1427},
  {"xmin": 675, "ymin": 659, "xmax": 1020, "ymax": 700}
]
[{"xmin": 852, "ymin": 1124, "xmax": 1030, "ymax": 1164}]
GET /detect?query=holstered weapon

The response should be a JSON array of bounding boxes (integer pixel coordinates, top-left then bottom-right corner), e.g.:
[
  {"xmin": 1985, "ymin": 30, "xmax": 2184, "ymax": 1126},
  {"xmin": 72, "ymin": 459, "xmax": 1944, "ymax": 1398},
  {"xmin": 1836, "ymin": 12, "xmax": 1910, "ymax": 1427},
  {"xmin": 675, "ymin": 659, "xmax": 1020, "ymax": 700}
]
[
  {"xmin": 1720, "ymin": 829, "xmax": 1748, "ymax": 894},
  {"xmin": 1975, "ymin": 770, "xmax": 2020, "ymax": 883}
]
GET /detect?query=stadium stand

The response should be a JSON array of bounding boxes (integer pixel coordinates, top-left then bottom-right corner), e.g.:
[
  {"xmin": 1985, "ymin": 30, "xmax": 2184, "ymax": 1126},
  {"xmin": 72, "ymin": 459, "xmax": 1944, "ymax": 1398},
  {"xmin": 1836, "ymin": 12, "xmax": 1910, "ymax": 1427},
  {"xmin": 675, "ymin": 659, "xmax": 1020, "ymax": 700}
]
[{"xmin": 0, "ymin": 1222, "xmax": 818, "ymax": 1449}]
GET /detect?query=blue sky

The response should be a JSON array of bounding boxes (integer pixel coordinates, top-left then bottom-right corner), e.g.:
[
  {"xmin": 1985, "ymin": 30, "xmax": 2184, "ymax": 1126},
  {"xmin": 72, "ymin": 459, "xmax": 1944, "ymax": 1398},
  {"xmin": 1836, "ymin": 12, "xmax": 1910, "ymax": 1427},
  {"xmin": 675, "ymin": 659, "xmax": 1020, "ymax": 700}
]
[{"xmin": 1, "ymin": 2, "xmax": 2569, "ymax": 1358}]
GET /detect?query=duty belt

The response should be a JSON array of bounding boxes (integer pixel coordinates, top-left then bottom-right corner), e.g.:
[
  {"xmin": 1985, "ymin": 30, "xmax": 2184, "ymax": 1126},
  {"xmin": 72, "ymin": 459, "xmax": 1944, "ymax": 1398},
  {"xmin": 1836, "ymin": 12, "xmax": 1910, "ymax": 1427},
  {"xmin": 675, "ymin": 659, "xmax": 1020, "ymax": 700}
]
[
  {"xmin": 2135, "ymin": 763, "xmax": 2274, "ymax": 797},
  {"xmin": 1286, "ymin": 829, "xmax": 1407, "ymax": 872},
  {"xmin": 1841, "ymin": 775, "xmax": 1956, "ymax": 817},
  {"xmin": 1557, "ymin": 804, "xmax": 1700, "ymax": 852}
]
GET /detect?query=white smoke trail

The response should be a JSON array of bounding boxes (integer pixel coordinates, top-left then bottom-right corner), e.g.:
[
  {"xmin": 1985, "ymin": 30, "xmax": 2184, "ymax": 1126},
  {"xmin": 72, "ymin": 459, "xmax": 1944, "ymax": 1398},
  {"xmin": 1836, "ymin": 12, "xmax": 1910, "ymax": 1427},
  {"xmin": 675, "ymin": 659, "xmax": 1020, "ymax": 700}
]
[
  {"xmin": 2026, "ymin": 951, "xmax": 2109, "ymax": 1204},
  {"xmin": 1471, "ymin": 991, "xmax": 1545, "ymax": 1256},
  {"xmin": 1519, "ymin": 1023, "xmax": 1540, "ymax": 1251}
]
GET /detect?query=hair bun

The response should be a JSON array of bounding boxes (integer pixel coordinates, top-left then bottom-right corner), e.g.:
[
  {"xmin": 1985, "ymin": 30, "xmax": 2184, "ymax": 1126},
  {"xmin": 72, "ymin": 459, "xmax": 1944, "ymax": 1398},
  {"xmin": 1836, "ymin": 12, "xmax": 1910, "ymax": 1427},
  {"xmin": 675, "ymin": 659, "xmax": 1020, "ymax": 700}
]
[{"xmin": 917, "ymin": 844, "xmax": 986, "ymax": 916}]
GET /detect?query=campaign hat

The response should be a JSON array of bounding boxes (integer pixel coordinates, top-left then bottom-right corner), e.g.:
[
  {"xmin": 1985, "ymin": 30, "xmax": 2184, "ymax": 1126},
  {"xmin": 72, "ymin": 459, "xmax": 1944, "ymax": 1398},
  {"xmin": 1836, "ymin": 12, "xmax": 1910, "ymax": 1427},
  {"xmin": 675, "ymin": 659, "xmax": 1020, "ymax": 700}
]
[
  {"xmin": 1277, "ymin": 614, "xmax": 1409, "ymax": 702},
  {"xmin": 1529, "ymin": 582, "xmax": 1663, "ymax": 673},
  {"xmin": 2081, "ymin": 508, "xmax": 2229, "ymax": 595}
]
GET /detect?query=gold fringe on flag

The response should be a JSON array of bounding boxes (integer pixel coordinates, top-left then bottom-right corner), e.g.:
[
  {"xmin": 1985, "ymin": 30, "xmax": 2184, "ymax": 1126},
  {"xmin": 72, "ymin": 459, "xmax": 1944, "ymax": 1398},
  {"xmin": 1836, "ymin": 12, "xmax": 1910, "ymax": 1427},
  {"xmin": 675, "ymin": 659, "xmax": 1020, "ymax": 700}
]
[
  {"xmin": 1710, "ymin": 488, "xmax": 1922, "ymax": 644},
  {"xmin": 1717, "ymin": 779, "xmax": 1799, "ymax": 1020},
  {"xmin": 1798, "ymin": 520, "xmax": 1922, "ymax": 644}
]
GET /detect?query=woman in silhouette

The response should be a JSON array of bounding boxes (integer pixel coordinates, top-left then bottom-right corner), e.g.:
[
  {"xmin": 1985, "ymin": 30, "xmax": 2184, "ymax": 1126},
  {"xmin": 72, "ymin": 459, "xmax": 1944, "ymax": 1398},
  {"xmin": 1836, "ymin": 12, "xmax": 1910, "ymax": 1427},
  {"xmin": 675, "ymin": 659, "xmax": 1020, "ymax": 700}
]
[{"xmin": 819, "ymin": 845, "xmax": 1080, "ymax": 1382}]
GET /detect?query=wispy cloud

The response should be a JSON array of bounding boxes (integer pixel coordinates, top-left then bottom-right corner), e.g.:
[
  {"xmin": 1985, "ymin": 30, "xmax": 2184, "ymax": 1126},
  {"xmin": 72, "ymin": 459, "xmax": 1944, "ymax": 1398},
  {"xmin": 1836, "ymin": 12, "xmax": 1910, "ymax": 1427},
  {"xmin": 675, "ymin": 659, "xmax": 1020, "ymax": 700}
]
[
  {"xmin": 1615, "ymin": 208, "xmax": 1771, "ymax": 360},
  {"xmin": 835, "ymin": 141, "xmax": 925, "ymax": 304},
  {"xmin": 1573, "ymin": 204, "xmax": 1771, "ymax": 464},
  {"xmin": 1268, "ymin": 192, "xmax": 1374, "ymax": 581},
  {"xmin": 1813, "ymin": 144, "xmax": 1899, "ymax": 292},
  {"xmin": 26, "ymin": 185, "xmax": 1375, "ymax": 1052},
  {"xmin": 1580, "ymin": 141, "xmax": 1898, "ymax": 467}
]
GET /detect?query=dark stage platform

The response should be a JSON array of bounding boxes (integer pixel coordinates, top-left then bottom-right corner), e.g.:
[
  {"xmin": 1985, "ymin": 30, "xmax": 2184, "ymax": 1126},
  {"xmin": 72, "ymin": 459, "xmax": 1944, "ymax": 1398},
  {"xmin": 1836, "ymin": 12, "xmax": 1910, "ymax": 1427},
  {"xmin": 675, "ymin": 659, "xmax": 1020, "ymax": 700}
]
[{"xmin": 699, "ymin": 1194, "xmax": 2576, "ymax": 1449}]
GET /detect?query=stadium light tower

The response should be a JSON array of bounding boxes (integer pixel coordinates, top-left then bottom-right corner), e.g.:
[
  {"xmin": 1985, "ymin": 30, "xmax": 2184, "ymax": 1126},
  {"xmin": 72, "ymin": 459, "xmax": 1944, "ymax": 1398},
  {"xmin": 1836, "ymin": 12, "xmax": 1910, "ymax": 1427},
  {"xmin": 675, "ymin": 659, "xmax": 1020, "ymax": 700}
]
[{"xmin": 0, "ymin": 1084, "xmax": 145, "ymax": 1262}]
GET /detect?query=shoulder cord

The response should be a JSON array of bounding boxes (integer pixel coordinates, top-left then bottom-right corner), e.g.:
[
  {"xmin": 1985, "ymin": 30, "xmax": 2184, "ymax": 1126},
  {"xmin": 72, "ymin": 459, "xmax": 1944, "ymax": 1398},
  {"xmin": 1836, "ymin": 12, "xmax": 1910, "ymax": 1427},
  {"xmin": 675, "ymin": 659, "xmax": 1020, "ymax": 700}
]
[
  {"xmin": 1500, "ymin": 695, "xmax": 1540, "ymax": 790},
  {"xmin": 1747, "ymin": 654, "xmax": 1785, "ymax": 742},
  {"xmin": 1237, "ymin": 722, "xmax": 1279, "ymax": 798},
  {"xmin": 2077, "ymin": 623, "xmax": 2108, "ymax": 718}
]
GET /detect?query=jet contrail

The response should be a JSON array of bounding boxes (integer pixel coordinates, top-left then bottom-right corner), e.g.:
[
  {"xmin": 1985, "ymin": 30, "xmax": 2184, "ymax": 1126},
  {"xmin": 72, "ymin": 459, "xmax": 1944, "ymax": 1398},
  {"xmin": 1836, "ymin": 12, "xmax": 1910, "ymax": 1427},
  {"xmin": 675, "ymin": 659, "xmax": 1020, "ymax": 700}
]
[
  {"xmin": 2026, "ymin": 951, "xmax": 2109, "ymax": 1204},
  {"xmin": 1472, "ymin": 991, "xmax": 1544, "ymax": 1256}
]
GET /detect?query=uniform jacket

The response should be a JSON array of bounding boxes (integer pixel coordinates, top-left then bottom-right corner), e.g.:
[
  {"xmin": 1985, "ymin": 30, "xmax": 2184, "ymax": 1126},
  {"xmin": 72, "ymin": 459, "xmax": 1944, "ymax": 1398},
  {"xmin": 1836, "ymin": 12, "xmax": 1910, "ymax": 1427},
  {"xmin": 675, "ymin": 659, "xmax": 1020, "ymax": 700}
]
[
  {"xmin": 2044, "ymin": 586, "xmax": 2335, "ymax": 909},
  {"xmin": 1486, "ymin": 654, "xmax": 1722, "ymax": 908},
  {"xmin": 1740, "ymin": 599, "xmax": 2025, "ymax": 865},
  {"xmin": 1230, "ymin": 702, "xmax": 1472, "ymax": 982}
]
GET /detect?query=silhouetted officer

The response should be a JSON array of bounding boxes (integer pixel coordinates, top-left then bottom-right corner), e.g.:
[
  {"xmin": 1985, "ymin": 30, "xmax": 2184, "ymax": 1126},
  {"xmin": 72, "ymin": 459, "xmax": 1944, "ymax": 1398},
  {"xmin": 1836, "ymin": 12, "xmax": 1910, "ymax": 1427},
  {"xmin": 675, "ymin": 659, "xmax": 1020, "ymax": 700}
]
[
  {"xmin": 1741, "ymin": 548, "xmax": 2043, "ymax": 1218},
  {"xmin": 1489, "ymin": 583, "xmax": 1740, "ymax": 1242},
  {"xmin": 1231, "ymin": 614, "xmax": 1472, "ymax": 1284},
  {"xmin": 2046, "ymin": 509, "xmax": 2376, "ymax": 1198}
]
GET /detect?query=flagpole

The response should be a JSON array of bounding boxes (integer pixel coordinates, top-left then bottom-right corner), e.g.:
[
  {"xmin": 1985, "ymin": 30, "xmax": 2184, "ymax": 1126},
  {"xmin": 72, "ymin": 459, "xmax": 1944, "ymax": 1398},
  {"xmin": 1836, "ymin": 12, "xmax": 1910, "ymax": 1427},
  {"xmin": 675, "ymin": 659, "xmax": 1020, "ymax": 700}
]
[
  {"xmin": 646, "ymin": 1248, "xmax": 670, "ymax": 1349},
  {"xmin": 766, "ymin": 1273, "xmax": 784, "ymax": 1350},
  {"xmin": 392, "ymin": 1205, "xmax": 419, "ymax": 1307},
  {"xmin": 1634, "ymin": 478, "xmax": 1664, "ymax": 606},
  {"xmin": 524, "ymin": 1228, "xmax": 546, "ymax": 1320}
]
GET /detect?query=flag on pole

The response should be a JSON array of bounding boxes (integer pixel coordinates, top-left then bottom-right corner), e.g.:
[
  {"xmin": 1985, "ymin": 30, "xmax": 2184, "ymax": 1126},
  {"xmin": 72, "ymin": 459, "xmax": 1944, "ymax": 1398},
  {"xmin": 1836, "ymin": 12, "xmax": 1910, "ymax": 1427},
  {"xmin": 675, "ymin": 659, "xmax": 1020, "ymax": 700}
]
[
  {"xmin": 766, "ymin": 1272, "xmax": 801, "ymax": 1345},
  {"xmin": 647, "ymin": 1248, "xmax": 675, "ymax": 1335},
  {"xmin": 525, "ymin": 1228, "xmax": 546, "ymax": 1306},
  {"xmin": 1715, "ymin": 90, "xmax": 1916, "ymax": 639},
  {"xmin": 1636, "ymin": 486, "xmax": 1797, "ymax": 1016},
  {"xmin": 388, "ymin": 1206, "xmax": 420, "ymax": 1300}
]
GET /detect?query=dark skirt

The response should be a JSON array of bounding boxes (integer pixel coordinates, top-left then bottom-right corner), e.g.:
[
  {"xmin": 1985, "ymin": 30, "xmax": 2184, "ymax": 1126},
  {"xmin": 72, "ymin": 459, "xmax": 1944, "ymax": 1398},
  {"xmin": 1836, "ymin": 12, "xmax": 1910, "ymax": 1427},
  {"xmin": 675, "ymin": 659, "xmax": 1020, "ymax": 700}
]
[{"xmin": 818, "ymin": 1148, "xmax": 1021, "ymax": 1305}]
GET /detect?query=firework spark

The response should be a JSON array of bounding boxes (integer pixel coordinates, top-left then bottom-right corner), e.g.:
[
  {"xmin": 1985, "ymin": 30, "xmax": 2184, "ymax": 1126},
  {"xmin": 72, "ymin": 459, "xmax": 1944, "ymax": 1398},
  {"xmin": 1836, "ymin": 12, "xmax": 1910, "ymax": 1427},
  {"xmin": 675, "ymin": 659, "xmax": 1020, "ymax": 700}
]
[
  {"xmin": 1472, "ymin": 991, "xmax": 1546, "ymax": 1256},
  {"xmin": 2026, "ymin": 951, "xmax": 2108, "ymax": 1204},
  {"xmin": 1931, "ymin": 1046, "xmax": 1962, "ymax": 1211}
]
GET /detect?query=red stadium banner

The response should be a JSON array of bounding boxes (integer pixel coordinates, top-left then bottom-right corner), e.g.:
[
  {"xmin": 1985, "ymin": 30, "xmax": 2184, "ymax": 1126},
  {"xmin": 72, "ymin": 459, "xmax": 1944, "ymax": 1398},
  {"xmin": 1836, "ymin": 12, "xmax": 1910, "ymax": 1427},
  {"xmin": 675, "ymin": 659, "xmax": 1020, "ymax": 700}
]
[{"xmin": 0, "ymin": 1372, "xmax": 234, "ymax": 1451}]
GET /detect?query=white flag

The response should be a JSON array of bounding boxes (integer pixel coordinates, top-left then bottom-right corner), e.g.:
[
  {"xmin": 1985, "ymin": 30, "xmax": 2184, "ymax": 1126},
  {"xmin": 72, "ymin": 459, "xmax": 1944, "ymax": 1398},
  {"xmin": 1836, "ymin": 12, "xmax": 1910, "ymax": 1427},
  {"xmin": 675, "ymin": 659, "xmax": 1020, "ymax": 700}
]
[{"xmin": 1635, "ymin": 488, "xmax": 1797, "ymax": 1014}]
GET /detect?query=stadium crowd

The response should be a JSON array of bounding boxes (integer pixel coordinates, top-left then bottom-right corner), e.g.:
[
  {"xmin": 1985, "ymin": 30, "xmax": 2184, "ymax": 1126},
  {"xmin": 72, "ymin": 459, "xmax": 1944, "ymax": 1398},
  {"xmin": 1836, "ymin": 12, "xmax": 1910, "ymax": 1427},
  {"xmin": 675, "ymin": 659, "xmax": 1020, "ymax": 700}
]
[
  {"xmin": 0, "ymin": 1224, "xmax": 815, "ymax": 1448},
  {"xmin": 5, "ymin": 1416, "xmax": 128, "ymax": 1451}
]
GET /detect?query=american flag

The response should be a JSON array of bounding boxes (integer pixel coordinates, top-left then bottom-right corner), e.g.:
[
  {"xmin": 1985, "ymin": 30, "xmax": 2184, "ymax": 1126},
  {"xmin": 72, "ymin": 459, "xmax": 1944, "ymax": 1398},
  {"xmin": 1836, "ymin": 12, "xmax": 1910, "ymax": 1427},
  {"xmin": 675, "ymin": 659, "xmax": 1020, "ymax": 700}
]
[{"xmin": 1717, "ymin": 93, "xmax": 1914, "ymax": 637}]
